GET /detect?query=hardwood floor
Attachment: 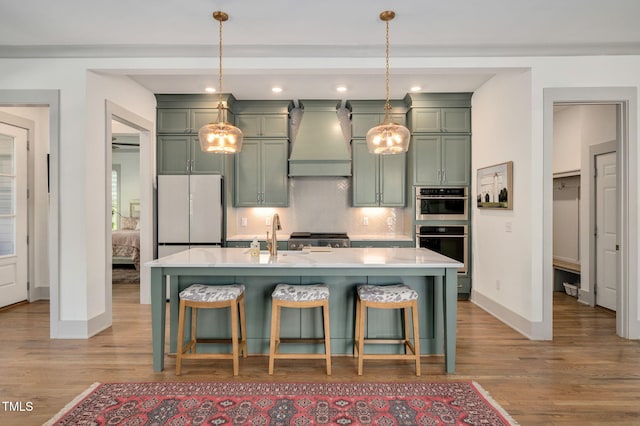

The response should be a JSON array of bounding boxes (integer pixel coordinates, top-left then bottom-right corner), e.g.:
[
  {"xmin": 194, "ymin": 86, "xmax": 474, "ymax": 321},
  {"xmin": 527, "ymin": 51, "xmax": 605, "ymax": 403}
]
[{"xmin": 1, "ymin": 284, "xmax": 639, "ymax": 425}]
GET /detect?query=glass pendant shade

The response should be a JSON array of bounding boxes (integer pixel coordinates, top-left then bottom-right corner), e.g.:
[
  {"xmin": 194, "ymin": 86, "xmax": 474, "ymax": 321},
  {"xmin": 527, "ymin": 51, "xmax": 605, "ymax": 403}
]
[
  {"xmin": 366, "ymin": 119, "xmax": 410, "ymax": 154},
  {"xmin": 198, "ymin": 120, "xmax": 244, "ymax": 153},
  {"xmin": 198, "ymin": 10, "xmax": 243, "ymax": 154},
  {"xmin": 367, "ymin": 10, "xmax": 410, "ymax": 155}
]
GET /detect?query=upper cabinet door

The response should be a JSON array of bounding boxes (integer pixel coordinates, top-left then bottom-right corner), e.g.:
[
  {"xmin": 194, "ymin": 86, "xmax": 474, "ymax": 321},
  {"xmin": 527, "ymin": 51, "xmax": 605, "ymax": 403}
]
[
  {"xmin": 441, "ymin": 135, "xmax": 470, "ymax": 185},
  {"xmin": 351, "ymin": 113, "xmax": 406, "ymax": 138},
  {"xmin": 261, "ymin": 115, "xmax": 289, "ymax": 138},
  {"xmin": 157, "ymin": 109, "xmax": 191, "ymax": 133},
  {"xmin": 441, "ymin": 108, "xmax": 471, "ymax": 133},
  {"xmin": 237, "ymin": 114, "xmax": 288, "ymax": 138},
  {"xmin": 410, "ymin": 108, "xmax": 441, "ymax": 133},
  {"xmin": 260, "ymin": 140, "xmax": 289, "ymax": 206},
  {"xmin": 351, "ymin": 140, "xmax": 380, "ymax": 206},
  {"xmin": 413, "ymin": 135, "xmax": 442, "ymax": 185},
  {"xmin": 157, "ymin": 135, "xmax": 190, "ymax": 174},
  {"xmin": 379, "ymin": 152, "xmax": 406, "ymax": 206},
  {"xmin": 234, "ymin": 140, "xmax": 261, "ymax": 206},
  {"xmin": 190, "ymin": 109, "xmax": 220, "ymax": 132},
  {"xmin": 190, "ymin": 137, "xmax": 226, "ymax": 175}
]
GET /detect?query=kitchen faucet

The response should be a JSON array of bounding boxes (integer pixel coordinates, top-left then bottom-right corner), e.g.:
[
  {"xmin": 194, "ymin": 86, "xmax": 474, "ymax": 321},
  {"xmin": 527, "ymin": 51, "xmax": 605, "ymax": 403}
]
[{"xmin": 268, "ymin": 213, "xmax": 282, "ymax": 256}]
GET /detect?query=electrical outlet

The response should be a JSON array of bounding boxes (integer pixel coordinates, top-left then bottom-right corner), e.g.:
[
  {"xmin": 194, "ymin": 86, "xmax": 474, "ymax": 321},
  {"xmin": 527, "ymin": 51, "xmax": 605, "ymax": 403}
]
[
  {"xmin": 387, "ymin": 217, "xmax": 394, "ymax": 226},
  {"xmin": 505, "ymin": 222, "xmax": 512, "ymax": 233},
  {"xmin": 241, "ymin": 217, "xmax": 248, "ymax": 227},
  {"xmin": 265, "ymin": 216, "xmax": 271, "ymax": 226},
  {"xmin": 496, "ymin": 280, "xmax": 501, "ymax": 291},
  {"xmin": 363, "ymin": 216, "xmax": 369, "ymax": 226}
]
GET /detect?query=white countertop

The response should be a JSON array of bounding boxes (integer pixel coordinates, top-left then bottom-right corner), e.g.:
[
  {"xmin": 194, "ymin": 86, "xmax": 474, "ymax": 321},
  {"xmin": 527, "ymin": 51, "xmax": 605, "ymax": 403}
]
[
  {"xmin": 227, "ymin": 234, "xmax": 412, "ymax": 242},
  {"xmin": 146, "ymin": 247, "xmax": 462, "ymax": 269}
]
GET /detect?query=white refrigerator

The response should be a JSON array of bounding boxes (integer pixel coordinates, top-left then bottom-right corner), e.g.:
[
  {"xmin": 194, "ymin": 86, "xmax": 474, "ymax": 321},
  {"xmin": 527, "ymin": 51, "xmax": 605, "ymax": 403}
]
[{"xmin": 157, "ymin": 174, "xmax": 224, "ymax": 258}]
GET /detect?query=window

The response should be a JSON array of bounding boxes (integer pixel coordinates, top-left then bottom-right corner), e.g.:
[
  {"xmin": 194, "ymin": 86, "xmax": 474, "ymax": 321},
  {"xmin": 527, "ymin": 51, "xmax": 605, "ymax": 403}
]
[
  {"xmin": 0, "ymin": 136, "xmax": 15, "ymax": 255},
  {"xmin": 112, "ymin": 165, "xmax": 121, "ymax": 230}
]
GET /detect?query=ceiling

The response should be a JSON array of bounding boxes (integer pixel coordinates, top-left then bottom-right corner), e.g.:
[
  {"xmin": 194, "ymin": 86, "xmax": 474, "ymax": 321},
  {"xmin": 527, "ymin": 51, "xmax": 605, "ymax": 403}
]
[{"xmin": 2, "ymin": 0, "xmax": 640, "ymax": 100}]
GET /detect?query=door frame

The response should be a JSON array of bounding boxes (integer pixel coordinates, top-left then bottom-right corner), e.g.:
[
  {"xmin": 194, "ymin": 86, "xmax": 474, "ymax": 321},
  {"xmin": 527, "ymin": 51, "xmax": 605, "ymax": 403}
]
[
  {"xmin": 589, "ymin": 140, "xmax": 617, "ymax": 309},
  {"xmin": 0, "ymin": 90, "xmax": 59, "ymax": 338},
  {"xmin": 544, "ymin": 87, "xmax": 638, "ymax": 339},
  {"xmin": 105, "ymin": 101, "xmax": 154, "ymax": 308}
]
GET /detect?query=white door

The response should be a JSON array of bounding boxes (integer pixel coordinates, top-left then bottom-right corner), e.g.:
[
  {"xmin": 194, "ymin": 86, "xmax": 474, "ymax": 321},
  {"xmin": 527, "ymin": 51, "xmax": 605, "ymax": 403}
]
[
  {"xmin": 595, "ymin": 151, "xmax": 617, "ymax": 311},
  {"xmin": 0, "ymin": 122, "xmax": 28, "ymax": 308}
]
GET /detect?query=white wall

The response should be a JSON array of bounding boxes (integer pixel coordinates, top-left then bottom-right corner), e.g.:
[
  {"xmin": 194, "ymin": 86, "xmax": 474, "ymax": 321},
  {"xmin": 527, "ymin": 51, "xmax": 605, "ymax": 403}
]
[
  {"xmin": 84, "ymin": 71, "xmax": 156, "ymax": 332},
  {"xmin": 471, "ymin": 71, "xmax": 535, "ymax": 325}
]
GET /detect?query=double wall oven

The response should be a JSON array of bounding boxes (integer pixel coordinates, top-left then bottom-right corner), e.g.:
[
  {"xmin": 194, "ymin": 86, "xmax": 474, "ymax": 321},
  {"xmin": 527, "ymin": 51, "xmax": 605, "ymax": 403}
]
[
  {"xmin": 415, "ymin": 187, "xmax": 469, "ymax": 275},
  {"xmin": 416, "ymin": 225, "xmax": 468, "ymax": 274}
]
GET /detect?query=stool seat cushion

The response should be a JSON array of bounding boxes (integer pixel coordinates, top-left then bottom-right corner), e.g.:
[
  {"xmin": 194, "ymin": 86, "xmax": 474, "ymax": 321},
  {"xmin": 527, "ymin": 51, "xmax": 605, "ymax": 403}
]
[
  {"xmin": 179, "ymin": 284, "xmax": 245, "ymax": 302},
  {"xmin": 272, "ymin": 283, "xmax": 329, "ymax": 302},
  {"xmin": 357, "ymin": 284, "xmax": 418, "ymax": 303}
]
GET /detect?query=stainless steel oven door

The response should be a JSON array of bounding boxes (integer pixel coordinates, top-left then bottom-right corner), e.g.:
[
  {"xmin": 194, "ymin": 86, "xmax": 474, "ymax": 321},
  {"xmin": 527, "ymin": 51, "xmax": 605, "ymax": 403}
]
[
  {"xmin": 415, "ymin": 187, "xmax": 468, "ymax": 221},
  {"xmin": 416, "ymin": 226, "xmax": 468, "ymax": 274}
]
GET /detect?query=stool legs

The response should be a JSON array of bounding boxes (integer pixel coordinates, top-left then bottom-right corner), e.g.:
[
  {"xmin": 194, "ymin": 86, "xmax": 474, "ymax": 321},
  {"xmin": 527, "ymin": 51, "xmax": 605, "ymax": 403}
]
[
  {"xmin": 269, "ymin": 298, "xmax": 331, "ymax": 375},
  {"xmin": 322, "ymin": 299, "xmax": 332, "ymax": 375},
  {"xmin": 175, "ymin": 294, "xmax": 246, "ymax": 376},
  {"xmin": 268, "ymin": 302, "xmax": 280, "ymax": 375},
  {"xmin": 355, "ymin": 297, "xmax": 421, "ymax": 376}
]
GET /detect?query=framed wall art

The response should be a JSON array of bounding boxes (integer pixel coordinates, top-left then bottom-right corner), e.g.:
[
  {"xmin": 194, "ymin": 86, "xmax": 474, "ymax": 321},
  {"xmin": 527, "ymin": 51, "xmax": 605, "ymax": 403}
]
[{"xmin": 476, "ymin": 161, "xmax": 513, "ymax": 210}]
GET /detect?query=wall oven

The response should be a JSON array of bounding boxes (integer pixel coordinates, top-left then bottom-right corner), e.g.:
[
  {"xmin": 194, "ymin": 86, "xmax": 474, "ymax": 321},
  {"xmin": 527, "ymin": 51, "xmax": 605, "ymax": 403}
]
[
  {"xmin": 415, "ymin": 187, "xmax": 468, "ymax": 221},
  {"xmin": 416, "ymin": 225, "xmax": 468, "ymax": 274}
]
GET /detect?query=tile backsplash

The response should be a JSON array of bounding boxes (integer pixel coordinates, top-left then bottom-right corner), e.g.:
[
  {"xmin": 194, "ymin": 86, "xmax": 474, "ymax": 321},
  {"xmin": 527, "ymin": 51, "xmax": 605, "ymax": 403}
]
[{"xmin": 227, "ymin": 177, "xmax": 412, "ymax": 238}]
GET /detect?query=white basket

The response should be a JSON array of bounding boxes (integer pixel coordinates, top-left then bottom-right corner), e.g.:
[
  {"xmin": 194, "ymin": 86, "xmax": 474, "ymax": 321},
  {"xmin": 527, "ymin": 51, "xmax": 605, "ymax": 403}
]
[{"xmin": 563, "ymin": 282, "xmax": 578, "ymax": 297}]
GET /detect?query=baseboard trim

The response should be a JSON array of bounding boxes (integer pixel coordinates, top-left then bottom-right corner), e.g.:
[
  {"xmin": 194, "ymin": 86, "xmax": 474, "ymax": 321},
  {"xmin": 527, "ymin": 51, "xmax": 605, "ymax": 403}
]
[{"xmin": 470, "ymin": 289, "xmax": 550, "ymax": 340}]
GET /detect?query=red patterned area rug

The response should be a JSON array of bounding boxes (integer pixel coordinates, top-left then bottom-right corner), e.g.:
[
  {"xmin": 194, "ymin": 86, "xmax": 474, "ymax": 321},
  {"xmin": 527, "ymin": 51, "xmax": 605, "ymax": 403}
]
[{"xmin": 46, "ymin": 381, "xmax": 518, "ymax": 425}]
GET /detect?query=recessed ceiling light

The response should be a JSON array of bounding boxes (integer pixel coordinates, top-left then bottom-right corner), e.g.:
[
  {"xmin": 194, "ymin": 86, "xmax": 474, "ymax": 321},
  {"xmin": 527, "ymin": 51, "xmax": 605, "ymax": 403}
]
[
  {"xmin": 205, "ymin": 87, "xmax": 216, "ymax": 93},
  {"xmin": 272, "ymin": 86, "xmax": 283, "ymax": 93},
  {"xmin": 410, "ymin": 86, "xmax": 422, "ymax": 92},
  {"xmin": 336, "ymin": 86, "xmax": 347, "ymax": 93}
]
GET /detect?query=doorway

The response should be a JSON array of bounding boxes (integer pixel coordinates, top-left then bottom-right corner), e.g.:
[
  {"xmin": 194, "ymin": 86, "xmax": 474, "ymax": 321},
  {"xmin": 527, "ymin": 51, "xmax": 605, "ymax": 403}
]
[
  {"xmin": 552, "ymin": 104, "xmax": 618, "ymax": 325},
  {"xmin": 545, "ymin": 87, "xmax": 638, "ymax": 340},
  {"xmin": 105, "ymin": 101, "xmax": 154, "ymax": 307},
  {"xmin": 110, "ymin": 121, "xmax": 141, "ymax": 289}
]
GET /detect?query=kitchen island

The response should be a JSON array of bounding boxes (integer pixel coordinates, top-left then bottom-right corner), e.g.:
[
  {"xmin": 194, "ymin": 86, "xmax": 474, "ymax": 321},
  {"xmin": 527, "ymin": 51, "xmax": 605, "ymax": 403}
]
[{"xmin": 148, "ymin": 247, "xmax": 462, "ymax": 373}]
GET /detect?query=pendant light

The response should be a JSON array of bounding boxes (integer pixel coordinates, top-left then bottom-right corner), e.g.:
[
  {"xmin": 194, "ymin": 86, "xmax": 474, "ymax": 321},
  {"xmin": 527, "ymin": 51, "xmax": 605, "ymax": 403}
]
[
  {"xmin": 198, "ymin": 11, "xmax": 243, "ymax": 154},
  {"xmin": 366, "ymin": 11, "xmax": 410, "ymax": 155}
]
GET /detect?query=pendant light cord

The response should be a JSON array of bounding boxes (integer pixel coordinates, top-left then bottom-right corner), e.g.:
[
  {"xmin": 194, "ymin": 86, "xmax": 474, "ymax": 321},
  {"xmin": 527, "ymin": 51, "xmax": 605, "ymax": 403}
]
[
  {"xmin": 383, "ymin": 18, "xmax": 391, "ymax": 122},
  {"xmin": 217, "ymin": 15, "xmax": 224, "ymax": 123}
]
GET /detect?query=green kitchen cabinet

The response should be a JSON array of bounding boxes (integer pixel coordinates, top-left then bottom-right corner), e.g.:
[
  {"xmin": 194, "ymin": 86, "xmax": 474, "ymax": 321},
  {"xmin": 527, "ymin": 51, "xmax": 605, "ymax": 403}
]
[
  {"xmin": 412, "ymin": 135, "xmax": 470, "ymax": 185},
  {"xmin": 157, "ymin": 108, "xmax": 225, "ymax": 134},
  {"xmin": 234, "ymin": 139, "xmax": 289, "ymax": 207},
  {"xmin": 157, "ymin": 135, "xmax": 225, "ymax": 175},
  {"xmin": 351, "ymin": 113, "xmax": 407, "ymax": 139},
  {"xmin": 408, "ymin": 108, "xmax": 470, "ymax": 133},
  {"xmin": 352, "ymin": 139, "xmax": 406, "ymax": 207},
  {"xmin": 236, "ymin": 114, "xmax": 289, "ymax": 138}
]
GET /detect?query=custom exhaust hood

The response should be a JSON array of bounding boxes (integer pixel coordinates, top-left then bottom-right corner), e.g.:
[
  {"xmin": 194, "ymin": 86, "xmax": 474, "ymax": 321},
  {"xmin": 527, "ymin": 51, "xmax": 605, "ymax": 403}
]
[{"xmin": 288, "ymin": 100, "xmax": 352, "ymax": 177}]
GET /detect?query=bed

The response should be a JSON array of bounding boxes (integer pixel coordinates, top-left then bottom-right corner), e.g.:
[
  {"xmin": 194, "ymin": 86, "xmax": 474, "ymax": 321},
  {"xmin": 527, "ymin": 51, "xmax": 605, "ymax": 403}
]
[{"xmin": 112, "ymin": 217, "xmax": 140, "ymax": 270}]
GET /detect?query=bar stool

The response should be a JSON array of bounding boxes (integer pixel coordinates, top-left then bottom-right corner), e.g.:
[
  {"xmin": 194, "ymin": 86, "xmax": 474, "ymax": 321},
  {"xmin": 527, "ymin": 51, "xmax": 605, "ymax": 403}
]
[
  {"xmin": 269, "ymin": 283, "xmax": 331, "ymax": 375},
  {"xmin": 354, "ymin": 284, "xmax": 421, "ymax": 376},
  {"xmin": 176, "ymin": 284, "xmax": 247, "ymax": 376}
]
